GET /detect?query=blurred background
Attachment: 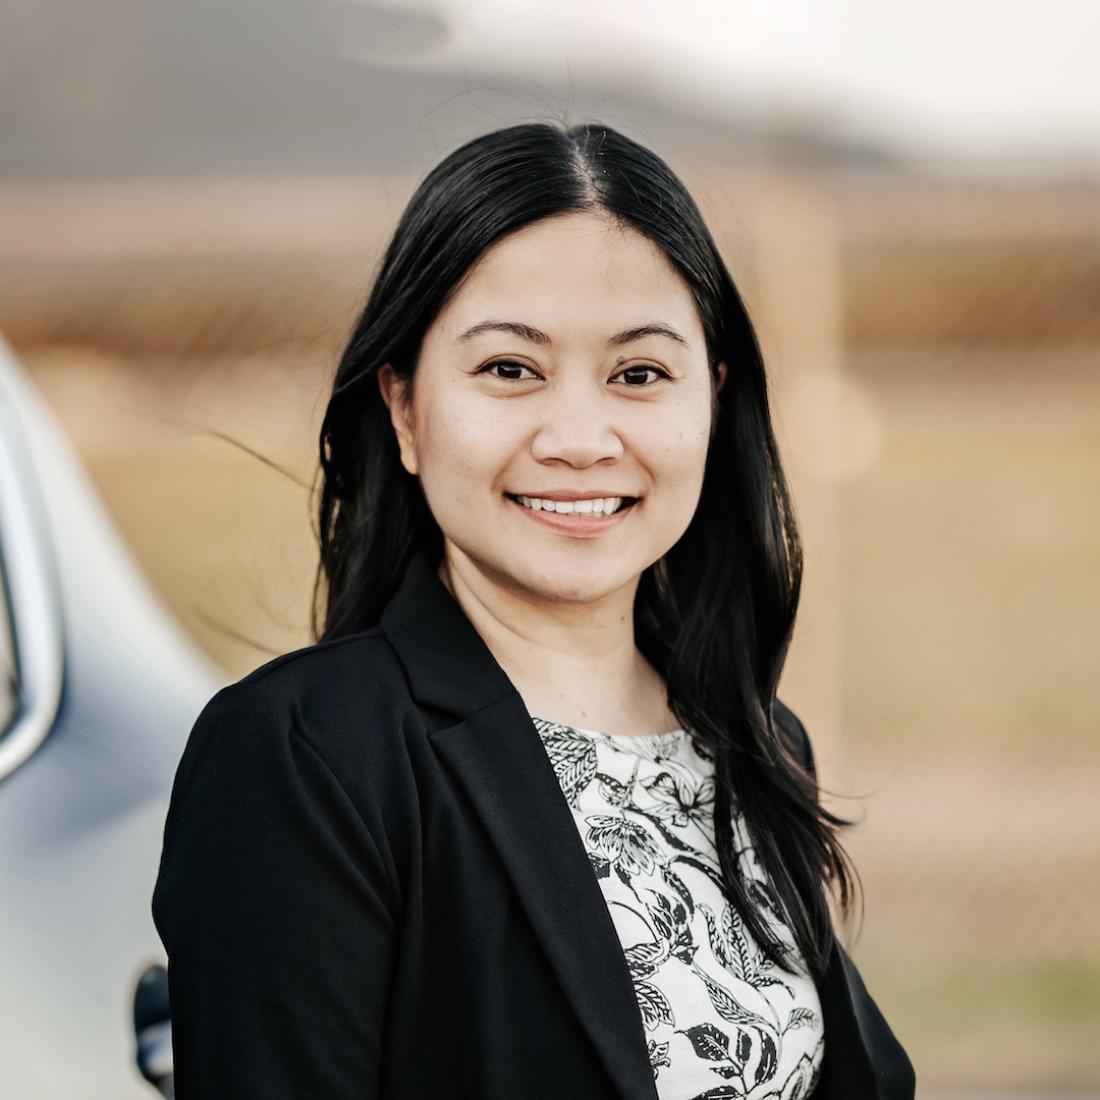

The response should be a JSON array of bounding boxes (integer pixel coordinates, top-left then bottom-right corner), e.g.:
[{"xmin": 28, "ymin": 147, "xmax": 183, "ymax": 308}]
[{"xmin": 2, "ymin": 0, "xmax": 1098, "ymax": 1094}]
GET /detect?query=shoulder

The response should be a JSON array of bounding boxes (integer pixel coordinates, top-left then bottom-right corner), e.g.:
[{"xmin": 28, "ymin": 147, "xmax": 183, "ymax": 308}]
[
  {"xmin": 238, "ymin": 625, "xmax": 404, "ymax": 701},
  {"xmin": 185, "ymin": 627, "xmax": 420, "ymax": 803},
  {"xmin": 155, "ymin": 630, "xmax": 416, "ymax": 949},
  {"xmin": 235, "ymin": 625, "xmax": 415, "ymax": 717},
  {"xmin": 773, "ymin": 696, "xmax": 817, "ymax": 781}
]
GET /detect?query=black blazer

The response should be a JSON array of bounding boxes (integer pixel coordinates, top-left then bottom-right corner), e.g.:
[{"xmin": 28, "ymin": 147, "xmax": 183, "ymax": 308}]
[{"xmin": 152, "ymin": 550, "xmax": 916, "ymax": 1098}]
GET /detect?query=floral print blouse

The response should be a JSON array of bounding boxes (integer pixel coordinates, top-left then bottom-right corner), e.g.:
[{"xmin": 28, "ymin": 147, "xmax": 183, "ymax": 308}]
[{"xmin": 530, "ymin": 715, "xmax": 824, "ymax": 1100}]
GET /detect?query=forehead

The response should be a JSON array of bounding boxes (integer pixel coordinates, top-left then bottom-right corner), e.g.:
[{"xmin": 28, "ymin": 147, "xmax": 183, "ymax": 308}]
[{"xmin": 434, "ymin": 212, "xmax": 702, "ymax": 341}]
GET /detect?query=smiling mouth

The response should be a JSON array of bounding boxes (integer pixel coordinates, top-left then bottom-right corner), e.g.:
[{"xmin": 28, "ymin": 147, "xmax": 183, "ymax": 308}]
[{"xmin": 503, "ymin": 495, "xmax": 642, "ymax": 514}]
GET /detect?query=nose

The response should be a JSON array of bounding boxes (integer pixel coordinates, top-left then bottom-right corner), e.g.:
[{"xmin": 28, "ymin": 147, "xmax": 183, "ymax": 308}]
[{"xmin": 529, "ymin": 375, "xmax": 625, "ymax": 467}]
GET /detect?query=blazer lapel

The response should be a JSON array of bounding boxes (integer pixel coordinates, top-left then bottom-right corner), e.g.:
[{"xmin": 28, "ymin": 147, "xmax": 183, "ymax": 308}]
[
  {"xmin": 381, "ymin": 551, "xmax": 658, "ymax": 1099},
  {"xmin": 435, "ymin": 699, "xmax": 663, "ymax": 1100},
  {"xmin": 380, "ymin": 550, "xmax": 903, "ymax": 1099}
]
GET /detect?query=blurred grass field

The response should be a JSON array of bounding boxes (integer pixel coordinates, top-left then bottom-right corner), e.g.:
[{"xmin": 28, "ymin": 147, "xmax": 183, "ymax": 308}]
[{"xmin": 836, "ymin": 353, "xmax": 1100, "ymax": 1085}]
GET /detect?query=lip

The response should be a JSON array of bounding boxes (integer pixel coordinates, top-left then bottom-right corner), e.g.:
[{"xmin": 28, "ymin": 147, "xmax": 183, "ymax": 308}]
[{"xmin": 504, "ymin": 492, "xmax": 639, "ymax": 535}]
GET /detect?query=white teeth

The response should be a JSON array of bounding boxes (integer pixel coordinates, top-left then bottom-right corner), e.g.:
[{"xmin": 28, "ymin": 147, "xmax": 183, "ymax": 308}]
[{"xmin": 515, "ymin": 495, "xmax": 624, "ymax": 515}]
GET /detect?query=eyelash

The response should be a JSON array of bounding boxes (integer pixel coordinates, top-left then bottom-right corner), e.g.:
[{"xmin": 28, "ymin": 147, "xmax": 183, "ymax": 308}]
[{"xmin": 477, "ymin": 359, "xmax": 672, "ymax": 386}]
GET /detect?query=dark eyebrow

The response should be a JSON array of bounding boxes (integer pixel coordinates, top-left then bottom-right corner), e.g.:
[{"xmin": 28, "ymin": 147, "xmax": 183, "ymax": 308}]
[{"xmin": 456, "ymin": 320, "xmax": 689, "ymax": 349}]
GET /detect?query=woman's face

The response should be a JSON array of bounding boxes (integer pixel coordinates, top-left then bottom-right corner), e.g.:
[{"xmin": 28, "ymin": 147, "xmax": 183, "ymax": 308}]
[{"xmin": 378, "ymin": 210, "xmax": 725, "ymax": 607}]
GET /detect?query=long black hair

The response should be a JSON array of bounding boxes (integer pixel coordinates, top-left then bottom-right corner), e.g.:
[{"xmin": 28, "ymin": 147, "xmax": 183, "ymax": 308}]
[{"xmin": 312, "ymin": 119, "xmax": 860, "ymax": 982}]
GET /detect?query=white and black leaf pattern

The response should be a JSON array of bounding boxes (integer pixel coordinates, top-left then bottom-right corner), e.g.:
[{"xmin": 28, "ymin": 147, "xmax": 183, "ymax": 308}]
[
  {"xmin": 597, "ymin": 771, "xmax": 629, "ymax": 807},
  {"xmin": 646, "ymin": 888, "xmax": 698, "ymax": 965},
  {"xmin": 782, "ymin": 1007, "xmax": 820, "ymax": 1034},
  {"xmin": 660, "ymin": 863, "xmax": 696, "ymax": 919},
  {"xmin": 618, "ymin": 731, "xmax": 685, "ymax": 762},
  {"xmin": 586, "ymin": 815, "xmax": 661, "ymax": 877},
  {"xmin": 678, "ymin": 1021, "xmax": 733, "ymax": 1064},
  {"xmin": 677, "ymin": 1022, "xmax": 751, "ymax": 1080},
  {"xmin": 752, "ymin": 1033, "xmax": 779, "ymax": 1087},
  {"xmin": 642, "ymin": 771, "xmax": 691, "ymax": 825},
  {"xmin": 644, "ymin": 888, "xmax": 690, "ymax": 947},
  {"xmin": 635, "ymin": 979, "xmax": 675, "ymax": 1030},
  {"xmin": 541, "ymin": 731, "xmax": 597, "ymax": 808},
  {"xmin": 673, "ymin": 853, "xmax": 728, "ymax": 892},
  {"xmin": 529, "ymin": 717, "xmax": 824, "ymax": 1099},
  {"xmin": 644, "ymin": 769, "xmax": 717, "ymax": 830},
  {"xmin": 733, "ymin": 1029, "xmax": 753, "ymax": 1069},
  {"xmin": 645, "ymin": 810, "xmax": 700, "ymax": 854},
  {"xmin": 722, "ymin": 902, "xmax": 758, "ymax": 984},
  {"xmin": 642, "ymin": 770, "xmax": 682, "ymax": 798},
  {"xmin": 755, "ymin": 973, "xmax": 795, "ymax": 995},
  {"xmin": 624, "ymin": 938, "xmax": 667, "ymax": 981},
  {"xmin": 614, "ymin": 861, "xmax": 634, "ymax": 890},
  {"xmin": 773, "ymin": 1046, "xmax": 824, "ymax": 1100},
  {"xmin": 696, "ymin": 965, "xmax": 778, "ymax": 1037},
  {"xmin": 698, "ymin": 903, "xmax": 738, "ymax": 977},
  {"xmin": 648, "ymin": 1039, "xmax": 671, "ymax": 1078}
]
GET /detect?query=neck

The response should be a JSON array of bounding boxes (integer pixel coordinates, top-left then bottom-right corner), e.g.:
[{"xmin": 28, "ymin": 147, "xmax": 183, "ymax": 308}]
[{"xmin": 438, "ymin": 547, "xmax": 674, "ymax": 736}]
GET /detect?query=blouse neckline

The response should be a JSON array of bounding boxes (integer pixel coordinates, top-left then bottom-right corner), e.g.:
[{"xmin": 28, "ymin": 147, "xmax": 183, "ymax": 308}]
[{"xmin": 529, "ymin": 715, "xmax": 687, "ymax": 744}]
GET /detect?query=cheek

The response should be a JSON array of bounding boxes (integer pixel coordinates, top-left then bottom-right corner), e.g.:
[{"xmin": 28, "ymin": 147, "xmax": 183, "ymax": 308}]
[
  {"xmin": 415, "ymin": 395, "xmax": 516, "ymax": 492},
  {"xmin": 647, "ymin": 403, "xmax": 712, "ymax": 487}
]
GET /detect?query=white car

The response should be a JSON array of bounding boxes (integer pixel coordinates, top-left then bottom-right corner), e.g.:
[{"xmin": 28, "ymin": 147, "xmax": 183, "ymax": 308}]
[{"xmin": 0, "ymin": 336, "xmax": 220, "ymax": 1098}]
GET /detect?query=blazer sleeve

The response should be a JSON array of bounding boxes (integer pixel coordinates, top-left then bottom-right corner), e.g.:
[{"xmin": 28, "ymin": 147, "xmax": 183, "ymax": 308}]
[{"xmin": 151, "ymin": 680, "xmax": 398, "ymax": 1099}]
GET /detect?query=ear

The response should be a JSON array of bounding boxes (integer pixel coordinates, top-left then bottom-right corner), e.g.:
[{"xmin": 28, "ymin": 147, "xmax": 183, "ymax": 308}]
[
  {"xmin": 376, "ymin": 363, "xmax": 419, "ymax": 476},
  {"xmin": 714, "ymin": 360, "xmax": 728, "ymax": 394}
]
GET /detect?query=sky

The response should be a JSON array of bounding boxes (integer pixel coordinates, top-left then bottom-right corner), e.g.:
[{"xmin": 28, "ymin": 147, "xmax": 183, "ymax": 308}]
[
  {"xmin": 346, "ymin": 0, "xmax": 1100, "ymax": 168},
  {"xmin": 4, "ymin": 0, "xmax": 1097, "ymax": 178}
]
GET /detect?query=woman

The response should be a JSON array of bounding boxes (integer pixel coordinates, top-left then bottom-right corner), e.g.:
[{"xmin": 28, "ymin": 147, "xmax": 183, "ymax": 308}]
[{"xmin": 152, "ymin": 120, "xmax": 915, "ymax": 1099}]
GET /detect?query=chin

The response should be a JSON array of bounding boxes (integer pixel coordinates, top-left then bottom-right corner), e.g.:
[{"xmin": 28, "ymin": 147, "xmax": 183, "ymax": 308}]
[{"xmin": 506, "ymin": 558, "xmax": 642, "ymax": 605}]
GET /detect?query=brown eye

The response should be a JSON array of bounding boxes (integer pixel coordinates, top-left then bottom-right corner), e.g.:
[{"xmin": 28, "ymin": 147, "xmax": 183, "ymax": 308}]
[
  {"xmin": 477, "ymin": 359, "xmax": 540, "ymax": 381},
  {"xmin": 612, "ymin": 364, "xmax": 671, "ymax": 386}
]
